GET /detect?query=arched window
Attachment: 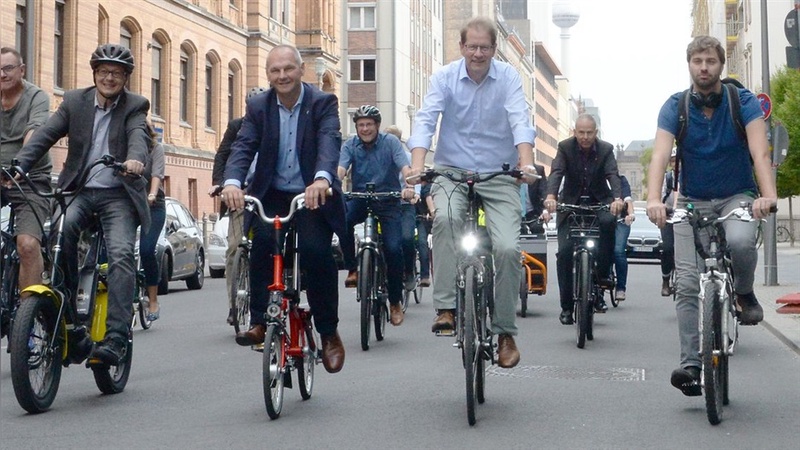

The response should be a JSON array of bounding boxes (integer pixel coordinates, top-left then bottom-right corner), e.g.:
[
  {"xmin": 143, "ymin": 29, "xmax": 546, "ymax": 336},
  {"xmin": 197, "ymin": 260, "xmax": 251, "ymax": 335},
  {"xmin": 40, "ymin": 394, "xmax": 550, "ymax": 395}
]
[
  {"xmin": 97, "ymin": 5, "xmax": 108, "ymax": 45},
  {"xmin": 179, "ymin": 41, "xmax": 197, "ymax": 127},
  {"xmin": 205, "ymin": 54, "xmax": 218, "ymax": 130},
  {"xmin": 227, "ymin": 59, "xmax": 242, "ymax": 123}
]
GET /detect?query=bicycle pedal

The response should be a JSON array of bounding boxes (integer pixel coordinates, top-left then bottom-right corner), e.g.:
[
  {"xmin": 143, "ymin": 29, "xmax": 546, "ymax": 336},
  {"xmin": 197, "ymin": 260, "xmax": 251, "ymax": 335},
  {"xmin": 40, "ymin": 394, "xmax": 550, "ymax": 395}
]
[
  {"xmin": 435, "ymin": 329, "xmax": 455, "ymax": 337},
  {"xmin": 251, "ymin": 343, "xmax": 265, "ymax": 352}
]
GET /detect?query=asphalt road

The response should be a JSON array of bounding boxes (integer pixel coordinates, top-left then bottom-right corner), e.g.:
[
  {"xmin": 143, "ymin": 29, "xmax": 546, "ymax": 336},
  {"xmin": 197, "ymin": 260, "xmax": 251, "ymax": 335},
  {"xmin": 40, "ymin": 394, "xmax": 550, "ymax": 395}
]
[{"xmin": 1, "ymin": 242, "xmax": 799, "ymax": 449}]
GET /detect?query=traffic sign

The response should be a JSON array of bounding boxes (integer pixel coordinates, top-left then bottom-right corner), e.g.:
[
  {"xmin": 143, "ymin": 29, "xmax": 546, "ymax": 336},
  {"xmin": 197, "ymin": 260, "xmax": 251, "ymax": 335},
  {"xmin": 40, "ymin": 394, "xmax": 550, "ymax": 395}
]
[
  {"xmin": 773, "ymin": 123, "xmax": 789, "ymax": 165},
  {"xmin": 785, "ymin": 9, "xmax": 799, "ymax": 48},
  {"xmin": 757, "ymin": 93, "xmax": 772, "ymax": 120}
]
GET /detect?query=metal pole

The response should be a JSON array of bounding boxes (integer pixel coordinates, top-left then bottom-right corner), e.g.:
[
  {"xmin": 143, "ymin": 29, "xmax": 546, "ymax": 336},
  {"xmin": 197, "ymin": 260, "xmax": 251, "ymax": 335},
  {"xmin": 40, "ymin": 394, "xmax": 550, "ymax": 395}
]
[{"xmin": 762, "ymin": 0, "xmax": 779, "ymax": 285}]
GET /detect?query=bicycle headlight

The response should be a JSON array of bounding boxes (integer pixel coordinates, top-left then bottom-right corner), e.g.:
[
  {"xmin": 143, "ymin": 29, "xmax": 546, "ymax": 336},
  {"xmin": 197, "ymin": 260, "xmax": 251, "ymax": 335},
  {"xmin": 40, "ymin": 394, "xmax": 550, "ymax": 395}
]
[
  {"xmin": 266, "ymin": 303, "xmax": 282, "ymax": 318},
  {"xmin": 585, "ymin": 239, "xmax": 596, "ymax": 249},
  {"xmin": 461, "ymin": 233, "xmax": 479, "ymax": 252}
]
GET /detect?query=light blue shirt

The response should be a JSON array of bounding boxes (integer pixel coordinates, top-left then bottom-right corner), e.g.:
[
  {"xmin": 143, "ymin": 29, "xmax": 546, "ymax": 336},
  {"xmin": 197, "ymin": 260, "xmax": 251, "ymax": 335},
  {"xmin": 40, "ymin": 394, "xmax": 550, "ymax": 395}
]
[
  {"xmin": 271, "ymin": 85, "xmax": 305, "ymax": 192},
  {"xmin": 339, "ymin": 132, "xmax": 407, "ymax": 193},
  {"xmin": 406, "ymin": 58, "xmax": 536, "ymax": 172},
  {"xmin": 86, "ymin": 96, "xmax": 122, "ymax": 189}
]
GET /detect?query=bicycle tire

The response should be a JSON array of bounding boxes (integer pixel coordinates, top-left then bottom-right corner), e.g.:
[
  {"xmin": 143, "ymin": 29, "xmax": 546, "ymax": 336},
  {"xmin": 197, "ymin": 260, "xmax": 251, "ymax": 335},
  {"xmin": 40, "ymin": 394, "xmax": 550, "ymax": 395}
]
[
  {"xmin": 230, "ymin": 247, "xmax": 250, "ymax": 335},
  {"xmin": 9, "ymin": 294, "xmax": 63, "ymax": 414},
  {"xmin": 263, "ymin": 324, "xmax": 285, "ymax": 419},
  {"xmin": 462, "ymin": 265, "xmax": 478, "ymax": 426},
  {"xmin": 136, "ymin": 278, "xmax": 152, "ymax": 330},
  {"xmin": 519, "ymin": 277, "xmax": 528, "ymax": 318},
  {"xmin": 297, "ymin": 320, "xmax": 316, "ymax": 400},
  {"xmin": 702, "ymin": 280, "xmax": 724, "ymax": 425},
  {"xmin": 358, "ymin": 249, "xmax": 373, "ymax": 351},
  {"xmin": 0, "ymin": 249, "xmax": 20, "ymax": 339},
  {"xmin": 776, "ymin": 225, "xmax": 790, "ymax": 243},
  {"xmin": 575, "ymin": 251, "xmax": 591, "ymax": 349},
  {"xmin": 92, "ymin": 331, "xmax": 133, "ymax": 394},
  {"xmin": 374, "ymin": 256, "xmax": 387, "ymax": 342},
  {"xmin": 414, "ymin": 255, "xmax": 423, "ymax": 304}
]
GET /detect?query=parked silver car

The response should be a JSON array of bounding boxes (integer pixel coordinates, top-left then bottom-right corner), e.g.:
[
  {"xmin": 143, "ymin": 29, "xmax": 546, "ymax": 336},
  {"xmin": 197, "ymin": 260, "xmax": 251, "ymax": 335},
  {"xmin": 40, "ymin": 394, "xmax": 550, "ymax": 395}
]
[
  {"xmin": 207, "ymin": 215, "xmax": 229, "ymax": 278},
  {"xmin": 626, "ymin": 208, "xmax": 662, "ymax": 261},
  {"xmin": 156, "ymin": 197, "xmax": 205, "ymax": 294}
]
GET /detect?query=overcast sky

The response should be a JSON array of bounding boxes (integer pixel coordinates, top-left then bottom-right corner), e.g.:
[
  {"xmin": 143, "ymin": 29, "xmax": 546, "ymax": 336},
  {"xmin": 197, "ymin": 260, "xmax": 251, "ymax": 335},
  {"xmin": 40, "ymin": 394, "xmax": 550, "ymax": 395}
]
[{"xmin": 542, "ymin": 0, "xmax": 694, "ymax": 147}]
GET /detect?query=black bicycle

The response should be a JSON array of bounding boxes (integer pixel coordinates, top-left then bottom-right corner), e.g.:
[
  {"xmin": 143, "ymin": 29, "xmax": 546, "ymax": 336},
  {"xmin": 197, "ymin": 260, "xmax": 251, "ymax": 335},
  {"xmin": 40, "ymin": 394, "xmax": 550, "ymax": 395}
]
[
  {"xmin": 557, "ymin": 202, "xmax": 610, "ymax": 349},
  {"xmin": 345, "ymin": 185, "xmax": 401, "ymax": 351},
  {"xmin": 0, "ymin": 200, "xmax": 21, "ymax": 346},
  {"xmin": 414, "ymin": 164, "xmax": 527, "ymax": 426}
]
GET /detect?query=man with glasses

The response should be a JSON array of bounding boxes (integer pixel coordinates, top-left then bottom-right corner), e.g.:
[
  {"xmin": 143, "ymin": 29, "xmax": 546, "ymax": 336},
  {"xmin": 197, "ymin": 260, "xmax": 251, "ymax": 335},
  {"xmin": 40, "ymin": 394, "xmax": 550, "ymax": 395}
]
[
  {"xmin": 16, "ymin": 44, "xmax": 150, "ymax": 366},
  {"xmin": 407, "ymin": 17, "xmax": 538, "ymax": 369},
  {"xmin": 0, "ymin": 47, "xmax": 51, "ymax": 302}
]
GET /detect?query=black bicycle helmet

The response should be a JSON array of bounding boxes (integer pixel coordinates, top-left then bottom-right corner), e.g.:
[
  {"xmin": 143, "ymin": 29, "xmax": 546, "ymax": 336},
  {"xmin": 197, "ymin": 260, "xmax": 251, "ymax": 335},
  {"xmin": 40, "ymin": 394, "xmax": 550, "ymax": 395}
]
[
  {"xmin": 246, "ymin": 86, "xmax": 267, "ymax": 100},
  {"xmin": 90, "ymin": 44, "xmax": 135, "ymax": 73},
  {"xmin": 353, "ymin": 105, "xmax": 381, "ymax": 124}
]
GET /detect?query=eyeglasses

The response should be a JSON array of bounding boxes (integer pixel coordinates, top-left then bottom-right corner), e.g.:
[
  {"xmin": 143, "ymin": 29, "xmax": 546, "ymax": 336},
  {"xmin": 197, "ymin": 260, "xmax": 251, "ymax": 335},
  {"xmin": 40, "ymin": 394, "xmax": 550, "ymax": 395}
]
[
  {"xmin": 95, "ymin": 69, "xmax": 126, "ymax": 80},
  {"xmin": 0, "ymin": 64, "xmax": 21, "ymax": 74},
  {"xmin": 464, "ymin": 44, "xmax": 495, "ymax": 54}
]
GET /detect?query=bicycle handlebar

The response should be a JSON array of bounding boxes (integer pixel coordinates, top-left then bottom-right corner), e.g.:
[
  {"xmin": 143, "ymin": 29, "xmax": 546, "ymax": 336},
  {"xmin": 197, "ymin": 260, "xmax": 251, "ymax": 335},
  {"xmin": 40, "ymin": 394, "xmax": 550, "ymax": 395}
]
[
  {"xmin": 556, "ymin": 203, "xmax": 610, "ymax": 213},
  {"xmin": 343, "ymin": 191, "xmax": 401, "ymax": 200},
  {"xmin": 406, "ymin": 165, "xmax": 534, "ymax": 185},
  {"xmin": 243, "ymin": 188, "xmax": 333, "ymax": 225},
  {"xmin": 4, "ymin": 155, "xmax": 133, "ymax": 199},
  {"xmin": 667, "ymin": 204, "xmax": 769, "ymax": 226}
]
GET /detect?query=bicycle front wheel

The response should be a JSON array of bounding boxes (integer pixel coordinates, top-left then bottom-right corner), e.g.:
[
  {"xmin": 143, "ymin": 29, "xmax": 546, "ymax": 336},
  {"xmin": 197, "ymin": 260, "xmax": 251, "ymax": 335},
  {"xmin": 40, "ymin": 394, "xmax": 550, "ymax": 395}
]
[
  {"xmin": 263, "ymin": 324, "xmax": 286, "ymax": 419},
  {"xmin": 575, "ymin": 251, "xmax": 591, "ymax": 349},
  {"xmin": 358, "ymin": 249, "xmax": 374, "ymax": 351},
  {"xmin": 230, "ymin": 247, "xmax": 250, "ymax": 335},
  {"xmin": 461, "ymin": 265, "xmax": 479, "ymax": 426},
  {"xmin": 702, "ymin": 280, "xmax": 725, "ymax": 425},
  {"xmin": 9, "ymin": 294, "xmax": 63, "ymax": 414},
  {"xmin": 136, "ymin": 279, "xmax": 152, "ymax": 330}
]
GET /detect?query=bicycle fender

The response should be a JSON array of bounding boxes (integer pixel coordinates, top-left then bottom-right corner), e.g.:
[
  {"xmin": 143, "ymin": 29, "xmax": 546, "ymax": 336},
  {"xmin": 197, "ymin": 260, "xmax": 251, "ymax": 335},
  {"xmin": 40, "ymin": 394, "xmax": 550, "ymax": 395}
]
[{"xmin": 20, "ymin": 285, "xmax": 60, "ymax": 303}]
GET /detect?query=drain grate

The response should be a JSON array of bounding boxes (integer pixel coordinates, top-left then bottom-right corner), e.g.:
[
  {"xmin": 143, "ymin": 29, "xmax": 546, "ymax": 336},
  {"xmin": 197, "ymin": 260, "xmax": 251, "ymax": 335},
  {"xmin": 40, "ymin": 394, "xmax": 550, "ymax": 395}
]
[{"xmin": 487, "ymin": 365, "xmax": 645, "ymax": 382}]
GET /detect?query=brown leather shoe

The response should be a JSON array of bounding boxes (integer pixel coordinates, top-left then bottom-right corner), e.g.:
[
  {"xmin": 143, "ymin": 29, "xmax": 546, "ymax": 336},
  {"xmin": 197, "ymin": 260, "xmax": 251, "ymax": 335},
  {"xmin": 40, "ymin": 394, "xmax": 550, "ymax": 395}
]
[
  {"xmin": 344, "ymin": 270, "xmax": 358, "ymax": 288},
  {"xmin": 431, "ymin": 309, "xmax": 455, "ymax": 332},
  {"xmin": 390, "ymin": 303, "xmax": 404, "ymax": 326},
  {"xmin": 321, "ymin": 331, "xmax": 345, "ymax": 373},
  {"xmin": 235, "ymin": 324, "xmax": 265, "ymax": 346},
  {"xmin": 497, "ymin": 334, "xmax": 520, "ymax": 369}
]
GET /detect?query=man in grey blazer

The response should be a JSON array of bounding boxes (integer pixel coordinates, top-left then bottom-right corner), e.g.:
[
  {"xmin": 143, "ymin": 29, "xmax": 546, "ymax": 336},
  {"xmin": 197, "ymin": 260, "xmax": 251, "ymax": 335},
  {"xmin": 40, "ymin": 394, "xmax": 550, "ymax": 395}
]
[{"xmin": 16, "ymin": 44, "xmax": 149, "ymax": 366}]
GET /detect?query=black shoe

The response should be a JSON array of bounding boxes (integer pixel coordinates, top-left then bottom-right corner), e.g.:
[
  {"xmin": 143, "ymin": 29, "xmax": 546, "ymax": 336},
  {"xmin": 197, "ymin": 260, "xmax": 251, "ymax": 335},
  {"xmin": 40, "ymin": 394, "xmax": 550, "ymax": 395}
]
[
  {"xmin": 598, "ymin": 278, "xmax": 614, "ymax": 290},
  {"xmin": 594, "ymin": 298, "xmax": 608, "ymax": 313},
  {"xmin": 90, "ymin": 336, "xmax": 127, "ymax": 366},
  {"xmin": 559, "ymin": 310, "xmax": 574, "ymax": 325},
  {"xmin": 736, "ymin": 292, "xmax": 764, "ymax": 325},
  {"xmin": 670, "ymin": 366, "xmax": 701, "ymax": 396}
]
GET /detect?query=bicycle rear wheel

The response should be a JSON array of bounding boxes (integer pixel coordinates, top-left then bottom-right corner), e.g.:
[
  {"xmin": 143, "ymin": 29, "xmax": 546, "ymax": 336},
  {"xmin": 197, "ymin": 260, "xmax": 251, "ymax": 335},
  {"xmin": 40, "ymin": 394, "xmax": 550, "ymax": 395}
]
[
  {"xmin": 461, "ymin": 265, "xmax": 479, "ymax": 426},
  {"xmin": 1, "ymin": 249, "xmax": 20, "ymax": 340},
  {"xmin": 9, "ymin": 294, "xmax": 63, "ymax": 414},
  {"xmin": 575, "ymin": 251, "xmax": 591, "ymax": 349},
  {"xmin": 230, "ymin": 247, "xmax": 250, "ymax": 335},
  {"xmin": 92, "ymin": 331, "xmax": 133, "ymax": 394},
  {"xmin": 776, "ymin": 225, "xmax": 790, "ymax": 243},
  {"xmin": 358, "ymin": 249, "xmax": 374, "ymax": 351},
  {"xmin": 297, "ymin": 319, "xmax": 317, "ymax": 400},
  {"xmin": 263, "ymin": 324, "xmax": 286, "ymax": 419},
  {"xmin": 702, "ymin": 280, "xmax": 724, "ymax": 425}
]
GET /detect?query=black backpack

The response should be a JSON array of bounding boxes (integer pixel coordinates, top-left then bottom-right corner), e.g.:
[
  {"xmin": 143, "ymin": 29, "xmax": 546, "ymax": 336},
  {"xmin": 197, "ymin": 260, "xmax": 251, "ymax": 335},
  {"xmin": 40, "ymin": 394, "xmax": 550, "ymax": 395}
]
[{"xmin": 672, "ymin": 80, "xmax": 748, "ymax": 191}]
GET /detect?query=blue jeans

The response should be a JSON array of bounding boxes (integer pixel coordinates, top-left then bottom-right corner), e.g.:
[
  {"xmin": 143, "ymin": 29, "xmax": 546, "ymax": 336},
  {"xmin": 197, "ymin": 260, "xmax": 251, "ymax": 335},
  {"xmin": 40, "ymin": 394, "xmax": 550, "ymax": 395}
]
[
  {"xmin": 58, "ymin": 188, "xmax": 139, "ymax": 342},
  {"xmin": 341, "ymin": 198, "xmax": 404, "ymax": 305},
  {"xmin": 400, "ymin": 203, "xmax": 417, "ymax": 276},
  {"xmin": 614, "ymin": 222, "xmax": 631, "ymax": 291},
  {"xmin": 140, "ymin": 199, "xmax": 166, "ymax": 287}
]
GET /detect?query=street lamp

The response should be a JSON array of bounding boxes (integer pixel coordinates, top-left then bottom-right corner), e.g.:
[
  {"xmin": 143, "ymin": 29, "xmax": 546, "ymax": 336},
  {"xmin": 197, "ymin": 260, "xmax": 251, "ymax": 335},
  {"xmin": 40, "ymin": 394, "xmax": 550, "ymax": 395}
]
[
  {"xmin": 406, "ymin": 104, "xmax": 416, "ymax": 132},
  {"xmin": 314, "ymin": 57, "xmax": 326, "ymax": 90}
]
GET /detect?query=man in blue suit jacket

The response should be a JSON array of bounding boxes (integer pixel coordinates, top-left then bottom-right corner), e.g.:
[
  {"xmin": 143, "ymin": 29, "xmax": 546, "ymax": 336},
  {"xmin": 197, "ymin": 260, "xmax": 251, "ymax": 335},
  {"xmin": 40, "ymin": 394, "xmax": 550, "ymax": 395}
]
[{"xmin": 222, "ymin": 45, "xmax": 347, "ymax": 373}]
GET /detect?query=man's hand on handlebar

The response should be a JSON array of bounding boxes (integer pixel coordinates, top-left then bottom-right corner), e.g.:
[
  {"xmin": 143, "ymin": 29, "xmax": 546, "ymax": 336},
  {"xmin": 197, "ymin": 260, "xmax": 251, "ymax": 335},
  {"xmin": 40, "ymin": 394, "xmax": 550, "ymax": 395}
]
[
  {"xmin": 304, "ymin": 178, "xmax": 330, "ymax": 210},
  {"xmin": 122, "ymin": 159, "xmax": 144, "ymax": 176},
  {"xmin": 221, "ymin": 185, "xmax": 245, "ymax": 211},
  {"xmin": 752, "ymin": 196, "xmax": 778, "ymax": 220},
  {"xmin": 646, "ymin": 200, "xmax": 668, "ymax": 229},
  {"xmin": 406, "ymin": 167, "xmax": 424, "ymax": 186},
  {"xmin": 609, "ymin": 198, "xmax": 624, "ymax": 216}
]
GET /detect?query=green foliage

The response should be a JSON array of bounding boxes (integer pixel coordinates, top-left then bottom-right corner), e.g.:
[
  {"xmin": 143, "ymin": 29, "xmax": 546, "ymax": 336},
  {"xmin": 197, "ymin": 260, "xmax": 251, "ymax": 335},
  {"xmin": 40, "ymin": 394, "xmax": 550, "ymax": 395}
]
[{"xmin": 771, "ymin": 66, "xmax": 800, "ymax": 198}]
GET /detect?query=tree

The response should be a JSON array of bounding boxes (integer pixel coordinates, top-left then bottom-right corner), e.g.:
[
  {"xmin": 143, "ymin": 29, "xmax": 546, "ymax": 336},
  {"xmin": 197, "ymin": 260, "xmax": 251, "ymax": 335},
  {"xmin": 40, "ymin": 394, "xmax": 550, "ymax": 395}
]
[{"xmin": 770, "ymin": 66, "xmax": 800, "ymax": 198}]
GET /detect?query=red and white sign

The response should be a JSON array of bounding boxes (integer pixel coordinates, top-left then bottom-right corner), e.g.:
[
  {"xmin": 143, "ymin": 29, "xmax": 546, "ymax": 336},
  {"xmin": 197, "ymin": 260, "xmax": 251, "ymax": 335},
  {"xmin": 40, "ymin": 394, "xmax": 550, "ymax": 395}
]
[{"xmin": 757, "ymin": 93, "xmax": 772, "ymax": 120}]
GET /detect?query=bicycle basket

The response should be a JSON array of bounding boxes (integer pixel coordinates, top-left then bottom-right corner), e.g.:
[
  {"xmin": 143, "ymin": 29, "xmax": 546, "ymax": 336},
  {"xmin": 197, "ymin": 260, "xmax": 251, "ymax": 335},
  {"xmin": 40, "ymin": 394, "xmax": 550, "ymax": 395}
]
[{"xmin": 567, "ymin": 211, "xmax": 600, "ymax": 240}]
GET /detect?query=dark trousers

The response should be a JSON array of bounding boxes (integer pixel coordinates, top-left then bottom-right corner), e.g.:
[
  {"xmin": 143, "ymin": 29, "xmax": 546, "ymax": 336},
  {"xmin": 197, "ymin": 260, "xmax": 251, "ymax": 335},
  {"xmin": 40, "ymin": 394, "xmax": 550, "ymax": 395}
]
[
  {"xmin": 59, "ymin": 188, "xmax": 139, "ymax": 341},
  {"xmin": 248, "ymin": 190, "xmax": 339, "ymax": 336},
  {"xmin": 139, "ymin": 199, "xmax": 166, "ymax": 287},
  {"xmin": 400, "ymin": 203, "xmax": 417, "ymax": 276},
  {"xmin": 417, "ymin": 216, "xmax": 431, "ymax": 278},
  {"xmin": 556, "ymin": 210, "xmax": 616, "ymax": 311},
  {"xmin": 660, "ymin": 222, "xmax": 675, "ymax": 277},
  {"xmin": 341, "ymin": 198, "xmax": 404, "ymax": 305}
]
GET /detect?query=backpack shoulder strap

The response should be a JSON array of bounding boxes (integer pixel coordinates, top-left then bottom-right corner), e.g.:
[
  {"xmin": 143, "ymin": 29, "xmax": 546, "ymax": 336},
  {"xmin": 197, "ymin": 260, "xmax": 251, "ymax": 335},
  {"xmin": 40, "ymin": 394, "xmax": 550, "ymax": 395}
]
[
  {"xmin": 725, "ymin": 83, "xmax": 747, "ymax": 143},
  {"xmin": 675, "ymin": 89, "xmax": 690, "ymax": 145}
]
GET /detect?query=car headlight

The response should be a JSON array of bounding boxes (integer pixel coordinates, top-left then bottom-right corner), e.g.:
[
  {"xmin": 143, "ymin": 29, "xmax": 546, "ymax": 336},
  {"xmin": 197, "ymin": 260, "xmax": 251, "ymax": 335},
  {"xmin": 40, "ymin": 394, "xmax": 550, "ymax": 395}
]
[{"xmin": 209, "ymin": 234, "xmax": 226, "ymax": 246}]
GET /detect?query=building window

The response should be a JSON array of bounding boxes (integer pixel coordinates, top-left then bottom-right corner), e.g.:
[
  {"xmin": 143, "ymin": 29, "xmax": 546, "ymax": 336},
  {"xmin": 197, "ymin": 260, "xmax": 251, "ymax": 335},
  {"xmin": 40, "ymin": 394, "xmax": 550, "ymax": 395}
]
[
  {"xmin": 54, "ymin": 0, "xmax": 65, "ymax": 89},
  {"xmin": 205, "ymin": 58, "xmax": 214, "ymax": 129},
  {"xmin": 348, "ymin": 5, "xmax": 376, "ymax": 29},
  {"xmin": 151, "ymin": 41, "xmax": 162, "ymax": 117},
  {"xmin": 270, "ymin": 0, "xmax": 278, "ymax": 20},
  {"xmin": 349, "ymin": 58, "xmax": 376, "ymax": 82},
  {"xmin": 16, "ymin": 2, "xmax": 28, "ymax": 73},
  {"xmin": 227, "ymin": 69, "xmax": 234, "ymax": 122},
  {"xmin": 180, "ymin": 50, "xmax": 190, "ymax": 122},
  {"xmin": 98, "ymin": 6, "xmax": 108, "ymax": 45},
  {"xmin": 120, "ymin": 24, "xmax": 133, "ymax": 90}
]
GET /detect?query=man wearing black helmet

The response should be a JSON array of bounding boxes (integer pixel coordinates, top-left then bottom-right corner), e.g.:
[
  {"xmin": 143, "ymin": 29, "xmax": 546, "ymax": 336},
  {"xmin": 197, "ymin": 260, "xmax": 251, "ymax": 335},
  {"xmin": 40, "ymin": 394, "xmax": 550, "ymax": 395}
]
[
  {"xmin": 16, "ymin": 43, "xmax": 150, "ymax": 366},
  {"xmin": 338, "ymin": 105, "xmax": 412, "ymax": 327}
]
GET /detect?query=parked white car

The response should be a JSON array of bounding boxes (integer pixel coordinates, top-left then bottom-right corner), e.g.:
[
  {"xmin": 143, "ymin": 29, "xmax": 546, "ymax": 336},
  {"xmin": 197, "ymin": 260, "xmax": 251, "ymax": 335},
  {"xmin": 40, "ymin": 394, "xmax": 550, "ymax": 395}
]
[{"xmin": 208, "ymin": 215, "xmax": 229, "ymax": 278}]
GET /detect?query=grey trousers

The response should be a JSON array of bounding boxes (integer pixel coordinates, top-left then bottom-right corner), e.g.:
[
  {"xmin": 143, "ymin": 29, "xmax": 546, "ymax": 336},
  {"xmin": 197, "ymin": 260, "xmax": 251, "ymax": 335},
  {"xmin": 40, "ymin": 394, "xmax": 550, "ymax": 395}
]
[
  {"xmin": 225, "ymin": 209, "xmax": 245, "ymax": 309},
  {"xmin": 674, "ymin": 194, "xmax": 758, "ymax": 369},
  {"xmin": 430, "ymin": 166, "xmax": 522, "ymax": 336}
]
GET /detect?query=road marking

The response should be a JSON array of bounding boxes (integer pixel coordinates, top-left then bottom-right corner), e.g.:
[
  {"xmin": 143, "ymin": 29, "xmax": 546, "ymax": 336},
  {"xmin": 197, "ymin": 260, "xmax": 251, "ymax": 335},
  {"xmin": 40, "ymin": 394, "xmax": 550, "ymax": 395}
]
[{"xmin": 487, "ymin": 364, "xmax": 646, "ymax": 381}]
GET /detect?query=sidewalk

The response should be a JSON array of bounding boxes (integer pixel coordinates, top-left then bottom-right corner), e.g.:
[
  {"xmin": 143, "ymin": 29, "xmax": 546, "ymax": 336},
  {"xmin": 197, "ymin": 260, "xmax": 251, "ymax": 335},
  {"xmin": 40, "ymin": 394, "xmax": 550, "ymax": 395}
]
[{"xmin": 754, "ymin": 242, "xmax": 800, "ymax": 355}]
